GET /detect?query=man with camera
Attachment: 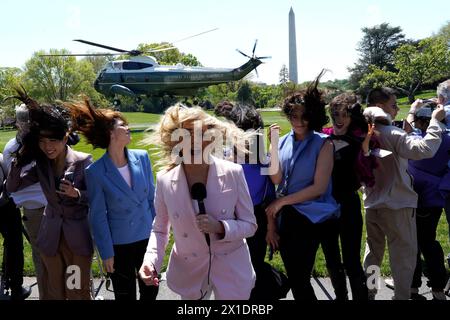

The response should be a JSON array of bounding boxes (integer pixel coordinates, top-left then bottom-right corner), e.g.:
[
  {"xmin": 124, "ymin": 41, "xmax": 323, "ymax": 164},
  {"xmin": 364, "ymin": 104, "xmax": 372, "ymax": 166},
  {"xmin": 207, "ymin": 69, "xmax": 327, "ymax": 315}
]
[
  {"xmin": 362, "ymin": 87, "xmax": 446, "ymax": 300},
  {"xmin": 405, "ymin": 104, "xmax": 450, "ymax": 300}
]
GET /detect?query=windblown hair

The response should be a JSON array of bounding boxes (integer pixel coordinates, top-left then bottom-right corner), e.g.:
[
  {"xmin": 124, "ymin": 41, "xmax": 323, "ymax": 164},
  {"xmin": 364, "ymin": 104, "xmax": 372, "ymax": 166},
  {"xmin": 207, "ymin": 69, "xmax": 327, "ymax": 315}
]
[
  {"xmin": 65, "ymin": 98, "xmax": 128, "ymax": 149},
  {"xmin": 8, "ymin": 86, "xmax": 72, "ymax": 164},
  {"xmin": 226, "ymin": 103, "xmax": 264, "ymax": 131},
  {"xmin": 282, "ymin": 70, "xmax": 329, "ymax": 132},
  {"xmin": 214, "ymin": 100, "xmax": 235, "ymax": 118},
  {"xmin": 329, "ymin": 92, "xmax": 368, "ymax": 134},
  {"xmin": 143, "ymin": 103, "xmax": 256, "ymax": 171},
  {"xmin": 225, "ymin": 102, "xmax": 266, "ymax": 164}
]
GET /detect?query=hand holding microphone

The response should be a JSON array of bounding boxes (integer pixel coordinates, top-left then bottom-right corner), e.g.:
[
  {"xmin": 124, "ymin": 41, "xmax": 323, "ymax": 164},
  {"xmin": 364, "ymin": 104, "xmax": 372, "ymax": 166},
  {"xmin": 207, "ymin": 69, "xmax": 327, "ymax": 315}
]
[
  {"xmin": 191, "ymin": 182, "xmax": 211, "ymax": 246},
  {"xmin": 191, "ymin": 183, "xmax": 225, "ymax": 246},
  {"xmin": 195, "ymin": 215, "xmax": 224, "ymax": 234}
]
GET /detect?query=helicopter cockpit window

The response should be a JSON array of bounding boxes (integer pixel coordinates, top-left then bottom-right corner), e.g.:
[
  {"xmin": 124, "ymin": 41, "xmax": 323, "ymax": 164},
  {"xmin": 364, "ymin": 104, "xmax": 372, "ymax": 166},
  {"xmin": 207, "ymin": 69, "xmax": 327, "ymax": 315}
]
[
  {"xmin": 123, "ymin": 62, "xmax": 153, "ymax": 70},
  {"xmin": 113, "ymin": 62, "xmax": 123, "ymax": 70}
]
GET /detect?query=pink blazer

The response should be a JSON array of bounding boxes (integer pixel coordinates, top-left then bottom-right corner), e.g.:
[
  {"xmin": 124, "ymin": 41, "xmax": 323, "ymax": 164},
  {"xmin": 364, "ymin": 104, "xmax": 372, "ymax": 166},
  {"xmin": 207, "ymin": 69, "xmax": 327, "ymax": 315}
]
[{"xmin": 145, "ymin": 156, "xmax": 257, "ymax": 299}]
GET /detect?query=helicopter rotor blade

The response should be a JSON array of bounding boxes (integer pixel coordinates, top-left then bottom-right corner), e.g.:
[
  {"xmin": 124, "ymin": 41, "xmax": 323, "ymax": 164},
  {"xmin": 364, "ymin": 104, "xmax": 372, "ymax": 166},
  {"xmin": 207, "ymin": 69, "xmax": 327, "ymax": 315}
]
[
  {"xmin": 150, "ymin": 28, "xmax": 219, "ymax": 52},
  {"xmin": 255, "ymin": 56, "xmax": 272, "ymax": 60},
  {"xmin": 236, "ymin": 49, "xmax": 251, "ymax": 59},
  {"xmin": 254, "ymin": 67, "xmax": 259, "ymax": 78},
  {"xmin": 172, "ymin": 27, "xmax": 219, "ymax": 45},
  {"xmin": 73, "ymin": 39, "xmax": 129, "ymax": 53},
  {"xmin": 252, "ymin": 39, "xmax": 258, "ymax": 57},
  {"xmin": 39, "ymin": 53, "xmax": 119, "ymax": 57},
  {"xmin": 142, "ymin": 46, "xmax": 177, "ymax": 54}
]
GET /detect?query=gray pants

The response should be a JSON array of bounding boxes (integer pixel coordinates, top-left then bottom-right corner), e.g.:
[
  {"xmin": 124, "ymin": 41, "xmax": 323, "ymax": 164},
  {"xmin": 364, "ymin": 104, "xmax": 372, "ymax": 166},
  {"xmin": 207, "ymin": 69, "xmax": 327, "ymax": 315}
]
[
  {"xmin": 22, "ymin": 207, "xmax": 45, "ymax": 299},
  {"xmin": 363, "ymin": 207, "xmax": 418, "ymax": 300}
]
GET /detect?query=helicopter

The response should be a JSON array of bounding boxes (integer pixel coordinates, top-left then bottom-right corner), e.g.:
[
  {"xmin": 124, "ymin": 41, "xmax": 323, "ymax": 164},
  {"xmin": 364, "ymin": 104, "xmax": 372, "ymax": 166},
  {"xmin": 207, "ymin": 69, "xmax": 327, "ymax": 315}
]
[{"xmin": 41, "ymin": 36, "xmax": 270, "ymax": 106}]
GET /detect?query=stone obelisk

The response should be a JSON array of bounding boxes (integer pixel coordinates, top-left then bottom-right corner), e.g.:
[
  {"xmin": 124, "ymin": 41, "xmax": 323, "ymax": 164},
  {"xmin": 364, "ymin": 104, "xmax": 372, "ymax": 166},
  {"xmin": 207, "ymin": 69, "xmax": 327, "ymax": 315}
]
[{"xmin": 289, "ymin": 7, "xmax": 298, "ymax": 83}]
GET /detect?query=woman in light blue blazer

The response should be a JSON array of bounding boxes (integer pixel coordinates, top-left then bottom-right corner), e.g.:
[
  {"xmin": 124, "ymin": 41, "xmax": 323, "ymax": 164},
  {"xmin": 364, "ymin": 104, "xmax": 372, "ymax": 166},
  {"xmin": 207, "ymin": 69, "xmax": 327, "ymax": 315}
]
[{"xmin": 68, "ymin": 100, "xmax": 158, "ymax": 300}]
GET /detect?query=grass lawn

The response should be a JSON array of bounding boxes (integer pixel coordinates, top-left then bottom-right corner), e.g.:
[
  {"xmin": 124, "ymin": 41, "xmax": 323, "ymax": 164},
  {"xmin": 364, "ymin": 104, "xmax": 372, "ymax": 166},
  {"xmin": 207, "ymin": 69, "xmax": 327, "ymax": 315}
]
[{"xmin": 1, "ymin": 103, "xmax": 449, "ymax": 278}]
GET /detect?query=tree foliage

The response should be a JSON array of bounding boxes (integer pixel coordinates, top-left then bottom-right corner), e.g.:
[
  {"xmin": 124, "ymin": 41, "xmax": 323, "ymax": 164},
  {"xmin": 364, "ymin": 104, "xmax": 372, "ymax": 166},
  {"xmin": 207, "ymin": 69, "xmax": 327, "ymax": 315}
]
[
  {"xmin": 23, "ymin": 49, "xmax": 107, "ymax": 106},
  {"xmin": 279, "ymin": 64, "xmax": 289, "ymax": 85},
  {"xmin": 0, "ymin": 67, "xmax": 23, "ymax": 124},
  {"xmin": 361, "ymin": 37, "xmax": 450, "ymax": 102},
  {"xmin": 435, "ymin": 21, "xmax": 450, "ymax": 44},
  {"xmin": 236, "ymin": 81, "xmax": 254, "ymax": 105},
  {"xmin": 348, "ymin": 23, "xmax": 406, "ymax": 91}
]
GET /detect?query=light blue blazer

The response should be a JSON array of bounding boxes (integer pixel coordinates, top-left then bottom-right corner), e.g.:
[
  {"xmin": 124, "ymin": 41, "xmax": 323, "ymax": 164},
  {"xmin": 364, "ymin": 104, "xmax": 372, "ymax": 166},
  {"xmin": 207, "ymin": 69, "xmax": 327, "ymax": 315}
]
[{"xmin": 85, "ymin": 149, "xmax": 155, "ymax": 260}]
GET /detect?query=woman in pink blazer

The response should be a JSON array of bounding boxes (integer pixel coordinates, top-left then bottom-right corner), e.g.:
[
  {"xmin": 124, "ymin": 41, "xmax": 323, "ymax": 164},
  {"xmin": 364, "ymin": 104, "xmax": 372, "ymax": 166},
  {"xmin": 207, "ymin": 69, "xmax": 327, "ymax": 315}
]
[{"xmin": 139, "ymin": 104, "xmax": 257, "ymax": 300}]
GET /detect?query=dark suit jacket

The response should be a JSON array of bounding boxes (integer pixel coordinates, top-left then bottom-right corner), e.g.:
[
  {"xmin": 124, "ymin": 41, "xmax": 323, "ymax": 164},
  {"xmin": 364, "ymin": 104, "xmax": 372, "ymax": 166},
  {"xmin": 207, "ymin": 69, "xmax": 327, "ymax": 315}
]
[{"xmin": 7, "ymin": 146, "xmax": 94, "ymax": 257}]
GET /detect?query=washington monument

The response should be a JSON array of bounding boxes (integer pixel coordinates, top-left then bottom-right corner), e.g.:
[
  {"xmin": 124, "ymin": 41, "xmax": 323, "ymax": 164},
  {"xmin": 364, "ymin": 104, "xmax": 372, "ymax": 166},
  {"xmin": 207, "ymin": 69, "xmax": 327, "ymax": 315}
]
[{"xmin": 289, "ymin": 7, "xmax": 298, "ymax": 83}]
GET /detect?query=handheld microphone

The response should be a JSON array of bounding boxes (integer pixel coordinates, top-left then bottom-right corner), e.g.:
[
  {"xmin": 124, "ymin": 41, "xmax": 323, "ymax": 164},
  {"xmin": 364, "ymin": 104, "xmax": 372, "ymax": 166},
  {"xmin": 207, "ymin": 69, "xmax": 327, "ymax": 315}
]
[{"xmin": 191, "ymin": 182, "xmax": 210, "ymax": 246}]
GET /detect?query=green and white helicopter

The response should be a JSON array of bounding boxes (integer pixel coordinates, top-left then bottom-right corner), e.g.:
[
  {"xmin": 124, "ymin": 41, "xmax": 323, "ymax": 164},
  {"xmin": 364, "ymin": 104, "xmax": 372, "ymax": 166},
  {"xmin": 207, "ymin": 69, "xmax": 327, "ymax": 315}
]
[{"xmin": 42, "ymin": 35, "xmax": 270, "ymax": 106}]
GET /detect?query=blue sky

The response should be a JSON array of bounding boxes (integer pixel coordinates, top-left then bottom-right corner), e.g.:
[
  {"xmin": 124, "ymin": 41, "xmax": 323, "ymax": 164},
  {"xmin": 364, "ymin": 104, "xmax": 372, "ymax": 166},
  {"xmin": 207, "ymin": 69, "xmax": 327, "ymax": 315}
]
[{"xmin": 0, "ymin": 0, "xmax": 448, "ymax": 84}]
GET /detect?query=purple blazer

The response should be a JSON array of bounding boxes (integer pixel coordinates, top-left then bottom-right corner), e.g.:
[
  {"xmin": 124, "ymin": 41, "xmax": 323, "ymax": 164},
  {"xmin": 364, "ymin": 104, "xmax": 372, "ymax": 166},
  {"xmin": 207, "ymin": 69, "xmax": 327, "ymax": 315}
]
[{"xmin": 7, "ymin": 147, "xmax": 94, "ymax": 257}]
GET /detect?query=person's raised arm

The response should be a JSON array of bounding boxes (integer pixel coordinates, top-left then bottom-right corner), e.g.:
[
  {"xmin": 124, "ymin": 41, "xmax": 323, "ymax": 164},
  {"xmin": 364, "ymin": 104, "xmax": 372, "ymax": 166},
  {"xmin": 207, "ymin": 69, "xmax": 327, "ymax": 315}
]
[
  {"xmin": 266, "ymin": 139, "xmax": 334, "ymax": 218},
  {"xmin": 396, "ymin": 105, "xmax": 446, "ymax": 160},
  {"xmin": 267, "ymin": 124, "xmax": 283, "ymax": 185}
]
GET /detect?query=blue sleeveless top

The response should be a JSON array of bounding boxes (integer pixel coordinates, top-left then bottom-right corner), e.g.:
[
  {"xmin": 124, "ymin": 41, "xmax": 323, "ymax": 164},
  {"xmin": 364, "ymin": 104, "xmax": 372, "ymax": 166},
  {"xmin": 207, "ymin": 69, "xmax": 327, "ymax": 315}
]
[{"xmin": 278, "ymin": 130, "xmax": 340, "ymax": 223}]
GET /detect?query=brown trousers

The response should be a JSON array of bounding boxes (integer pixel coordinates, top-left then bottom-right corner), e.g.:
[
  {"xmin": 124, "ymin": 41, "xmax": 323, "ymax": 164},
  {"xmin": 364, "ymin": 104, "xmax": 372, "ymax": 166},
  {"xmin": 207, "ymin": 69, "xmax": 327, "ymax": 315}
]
[
  {"xmin": 40, "ymin": 232, "xmax": 92, "ymax": 300},
  {"xmin": 22, "ymin": 207, "xmax": 46, "ymax": 299}
]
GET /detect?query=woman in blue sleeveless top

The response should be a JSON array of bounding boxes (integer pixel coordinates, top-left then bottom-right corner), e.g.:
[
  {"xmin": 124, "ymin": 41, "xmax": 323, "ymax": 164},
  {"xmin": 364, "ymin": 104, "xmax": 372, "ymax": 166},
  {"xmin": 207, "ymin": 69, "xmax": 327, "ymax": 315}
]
[{"xmin": 265, "ymin": 71, "xmax": 340, "ymax": 300}]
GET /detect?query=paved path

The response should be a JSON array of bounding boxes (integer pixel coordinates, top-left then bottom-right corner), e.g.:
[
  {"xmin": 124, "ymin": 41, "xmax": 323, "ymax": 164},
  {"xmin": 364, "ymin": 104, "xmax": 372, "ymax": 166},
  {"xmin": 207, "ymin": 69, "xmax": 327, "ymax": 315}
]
[{"xmin": 10, "ymin": 275, "xmax": 440, "ymax": 300}]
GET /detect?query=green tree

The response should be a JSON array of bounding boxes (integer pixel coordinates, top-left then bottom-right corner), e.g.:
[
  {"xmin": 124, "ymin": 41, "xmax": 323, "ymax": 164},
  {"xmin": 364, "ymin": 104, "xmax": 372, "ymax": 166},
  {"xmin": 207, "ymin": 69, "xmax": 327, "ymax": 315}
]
[
  {"xmin": 23, "ymin": 49, "xmax": 106, "ymax": 104},
  {"xmin": 253, "ymin": 84, "xmax": 283, "ymax": 109},
  {"xmin": 0, "ymin": 67, "xmax": 23, "ymax": 125},
  {"xmin": 361, "ymin": 37, "xmax": 450, "ymax": 102},
  {"xmin": 0, "ymin": 67, "xmax": 22, "ymax": 101},
  {"xmin": 349, "ymin": 23, "xmax": 406, "ymax": 91},
  {"xmin": 279, "ymin": 64, "xmax": 289, "ymax": 85},
  {"xmin": 82, "ymin": 55, "xmax": 111, "ymax": 74},
  {"xmin": 434, "ymin": 21, "xmax": 450, "ymax": 44},
  {"xmin": 236, "ymin": 81, "xmax": 254, "ymax": 105}
]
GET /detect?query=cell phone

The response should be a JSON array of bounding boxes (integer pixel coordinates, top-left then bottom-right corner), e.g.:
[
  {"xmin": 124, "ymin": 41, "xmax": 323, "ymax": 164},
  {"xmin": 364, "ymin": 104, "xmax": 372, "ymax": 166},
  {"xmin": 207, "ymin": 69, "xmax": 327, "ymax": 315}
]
[{"xmin": 63, "ymin": 171, "xmax": 74, "ymax": 183}]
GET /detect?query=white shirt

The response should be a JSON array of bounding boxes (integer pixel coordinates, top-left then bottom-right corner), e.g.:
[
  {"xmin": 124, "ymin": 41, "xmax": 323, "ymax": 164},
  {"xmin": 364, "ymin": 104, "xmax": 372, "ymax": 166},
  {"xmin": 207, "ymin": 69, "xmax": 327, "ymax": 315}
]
[
  {"xmin": 3, "ymin": 137, "xmax": 47, "ymax": 209},
  {"xmin": 117, "ymin": 164, "xmax": 132, "ymax": 188}
]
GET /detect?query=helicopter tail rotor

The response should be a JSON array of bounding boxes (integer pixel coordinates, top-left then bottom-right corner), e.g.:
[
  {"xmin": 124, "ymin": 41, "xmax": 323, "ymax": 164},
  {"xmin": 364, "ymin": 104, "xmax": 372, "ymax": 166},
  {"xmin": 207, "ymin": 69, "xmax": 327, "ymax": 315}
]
[{"xmin": 236, "ymin": 40, "xmax": 271, "ymax": 61}]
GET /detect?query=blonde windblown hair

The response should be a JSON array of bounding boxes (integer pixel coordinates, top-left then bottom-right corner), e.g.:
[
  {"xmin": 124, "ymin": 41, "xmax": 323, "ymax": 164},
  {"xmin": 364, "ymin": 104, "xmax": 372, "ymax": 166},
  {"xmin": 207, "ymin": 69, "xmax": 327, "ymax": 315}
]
[{"xmin": 142, "ymin": 103, "xmax": 259, "ymax": 172}]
